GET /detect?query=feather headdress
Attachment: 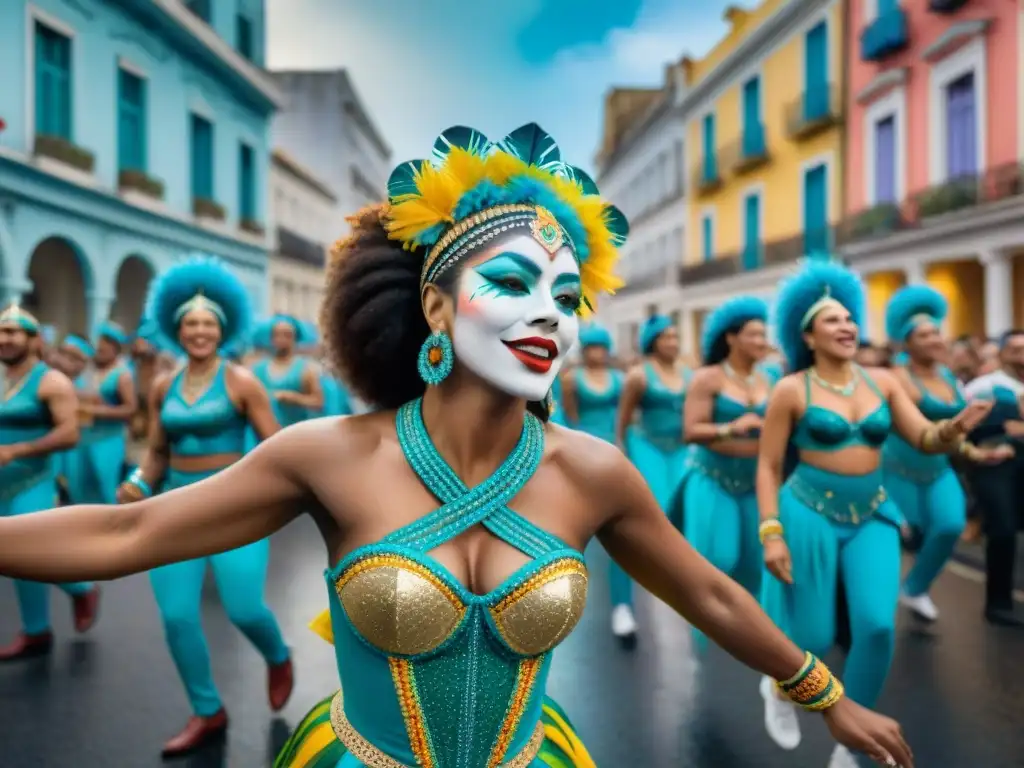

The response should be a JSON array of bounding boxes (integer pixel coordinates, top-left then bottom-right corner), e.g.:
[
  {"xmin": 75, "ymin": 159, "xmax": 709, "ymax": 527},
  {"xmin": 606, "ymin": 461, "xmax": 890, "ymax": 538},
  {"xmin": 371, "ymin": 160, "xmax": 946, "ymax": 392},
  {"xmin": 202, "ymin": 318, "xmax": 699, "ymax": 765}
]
[
  {"xmin": 701, "ymin": 296, "xmax": 769, "ymax": 364},
  {"xmin": 385, "ymin": 124, "xmax": 628, "ymax": 315},
  {"xmin": 885, "ymin": 285, "xmax": 947, "ymax": 342}
]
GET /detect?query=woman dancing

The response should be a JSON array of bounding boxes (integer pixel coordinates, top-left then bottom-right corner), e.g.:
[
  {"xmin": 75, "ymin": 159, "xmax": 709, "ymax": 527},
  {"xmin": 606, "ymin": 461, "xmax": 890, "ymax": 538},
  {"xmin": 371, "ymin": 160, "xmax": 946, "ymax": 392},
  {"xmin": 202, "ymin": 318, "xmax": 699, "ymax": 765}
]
[
  {"xmin": 882, "ymin": 287, "xmax": 1010, "ymax": 622},
  {"xmin": 559, "ymin": 322, "xmax": 630, "ymax": 637},
  {"xmin": 683, "ymin": 297, "xmax": 770, "ymax": 648},
  {"xmin": 0, "ymin": 126, "xmax": 912, "ymax": 768},
  {"xmin": 252, "ymin": 314, "xmax": 324, "ymax": 428},
  {"xmin": 115, "ymin": 257, "xmax": 294, "ymax": 756},
  {"xmin": 756, "ymin": 260, "xmax": 987, "ymax": 768}
]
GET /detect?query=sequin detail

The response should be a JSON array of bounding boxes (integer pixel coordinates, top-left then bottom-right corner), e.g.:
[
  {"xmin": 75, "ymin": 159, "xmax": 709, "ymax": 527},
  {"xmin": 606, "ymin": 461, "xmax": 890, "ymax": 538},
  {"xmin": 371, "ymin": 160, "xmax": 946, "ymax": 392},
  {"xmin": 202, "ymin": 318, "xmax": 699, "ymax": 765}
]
[
  {"xmin": 390, "ymin": 658, "xmax": 436, "ymax": 766},
  {"xmin": 491, "ymin": 560, "xmax": 588, "ymax": 656},
  {"xmin": 487, "ymin": 657, "xmax": 543, "ymax": 766}
]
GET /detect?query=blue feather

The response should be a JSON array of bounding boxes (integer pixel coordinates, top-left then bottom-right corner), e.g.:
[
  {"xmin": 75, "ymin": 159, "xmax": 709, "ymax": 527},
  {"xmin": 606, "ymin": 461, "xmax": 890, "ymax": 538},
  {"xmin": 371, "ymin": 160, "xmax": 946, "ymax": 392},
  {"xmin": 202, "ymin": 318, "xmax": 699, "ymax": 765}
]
[
  {"xmin": 773, "ymin": 260, "xmax": 865, "ymax": 372},
  {"xmin": 144, "ymin": 254, "xmax": 253, "ymax": 356},
  {"xmin": 701, "ymin": 296, "xmax": 769, "ymax": 363},
  {"xmin": 884, "ymin": 285, "xmax": 948, "ymax": 341},
  {"xmin": 579, "ymin": 322, "xmax": 612, "ymax": 350}
]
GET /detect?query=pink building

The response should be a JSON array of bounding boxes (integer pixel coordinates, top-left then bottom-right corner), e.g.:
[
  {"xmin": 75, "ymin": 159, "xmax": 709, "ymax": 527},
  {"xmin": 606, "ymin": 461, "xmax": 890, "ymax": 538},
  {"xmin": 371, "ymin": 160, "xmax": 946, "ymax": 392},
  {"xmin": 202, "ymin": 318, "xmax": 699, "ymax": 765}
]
[{"xmin": 839, "ymin": 0, "xmax": 1024, "ymax": 340}]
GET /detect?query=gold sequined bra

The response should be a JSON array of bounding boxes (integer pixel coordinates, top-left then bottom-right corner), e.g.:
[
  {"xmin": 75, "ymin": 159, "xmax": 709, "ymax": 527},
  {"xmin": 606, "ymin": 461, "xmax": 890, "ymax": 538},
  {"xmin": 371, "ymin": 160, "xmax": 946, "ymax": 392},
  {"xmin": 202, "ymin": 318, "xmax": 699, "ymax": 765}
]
[{"xmin": 314, "ymin": 400, "xmax": 590, "ymax": 768}]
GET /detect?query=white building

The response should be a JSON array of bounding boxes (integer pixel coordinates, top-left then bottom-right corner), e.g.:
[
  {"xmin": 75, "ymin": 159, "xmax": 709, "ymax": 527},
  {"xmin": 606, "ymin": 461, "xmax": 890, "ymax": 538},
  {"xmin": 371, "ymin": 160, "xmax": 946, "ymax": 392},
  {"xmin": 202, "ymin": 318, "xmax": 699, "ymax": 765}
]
[
  {"xmin": 270, "ymin": 69, "xmax": 391, "ymax": 241},
  {"xmin": 268, "ymin": 149, "xmax": 337, "ymax": 322},
  {"xmin": 594, "ymin": 64, "xmax": 691, "ymax": 360}
]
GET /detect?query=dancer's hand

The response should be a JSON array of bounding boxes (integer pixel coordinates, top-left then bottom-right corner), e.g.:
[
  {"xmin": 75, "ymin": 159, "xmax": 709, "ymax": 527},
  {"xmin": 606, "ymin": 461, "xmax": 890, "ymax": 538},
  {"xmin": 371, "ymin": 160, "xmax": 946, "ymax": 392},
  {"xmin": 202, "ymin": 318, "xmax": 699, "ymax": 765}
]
[
  {"xmin": 0, "ymin": 444, "xmax": 17, "ymax": 467},
  {"xmin": 115, "ymin": 483, "xmax": 144, "ymax": 504},
  {"xmin": 974, "ymin": 444, "xmax": 1015, "ymax": 464},
  {"xmin": 823, "ymin": 697, "xmax": 913, "ymax": 767},
  {"xmin": 949, "ymin": 399, "xmax": 992, "ymax": 435},
  {"xmin": 763, "ymin": 537, "xmax": 792, "ymax": 584},
  {"xmin": 728, "ymin": 412, "xmax": 763, "ymax": 436}
]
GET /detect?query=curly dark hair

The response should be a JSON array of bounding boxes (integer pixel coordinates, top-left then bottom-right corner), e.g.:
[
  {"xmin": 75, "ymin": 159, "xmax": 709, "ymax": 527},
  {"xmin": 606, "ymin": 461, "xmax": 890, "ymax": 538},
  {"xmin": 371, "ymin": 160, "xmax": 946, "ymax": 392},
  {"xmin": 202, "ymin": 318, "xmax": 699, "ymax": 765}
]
[{"xmin": 321, "ymin": 204, "xmax": 550, "ymax": 420}]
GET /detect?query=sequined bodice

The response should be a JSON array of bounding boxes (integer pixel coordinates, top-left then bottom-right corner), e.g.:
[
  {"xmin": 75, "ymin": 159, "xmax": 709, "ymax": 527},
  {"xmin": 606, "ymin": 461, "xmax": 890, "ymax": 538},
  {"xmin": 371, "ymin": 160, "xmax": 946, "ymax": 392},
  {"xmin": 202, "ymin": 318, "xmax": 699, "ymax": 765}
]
[
  {"xmin": 639, "ymin": 362, "xmax": 687, "ymax": 441},
  {"xmin": 912, "ymin": 367, "xmax": 964, "ymax": 422},
  {"xmin": 160, "ymin": 363, "xmax": 247, "ymax": 457},
  {"xmin": 253, "ymin": 356, "xmax": 309, "ymax": 427},
  {"xmin": 322, "ymin": 400, "xmax": 587, "ymax": 768},
  {"xmin": 573, "ymin": 368, "xmax": 622, "ymax": 443},
  {"xmin": 0, "ymin": 361, "xmax": 52, "ymax": 480},
  {"xmin": 792, "ymin": 368, "xmax": 891, "ymax": 452}
]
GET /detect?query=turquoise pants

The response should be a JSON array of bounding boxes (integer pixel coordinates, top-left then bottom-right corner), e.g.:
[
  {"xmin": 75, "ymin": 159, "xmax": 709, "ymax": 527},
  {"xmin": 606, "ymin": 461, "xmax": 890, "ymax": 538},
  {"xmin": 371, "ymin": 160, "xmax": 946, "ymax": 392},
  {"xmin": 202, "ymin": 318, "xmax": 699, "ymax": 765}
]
[
  {"xmin": 0, "ymin": 474, "xmax": 94, "ymax": 635},
  {"xmin": 761, "ymin": 465, "xmax": 901, "ymax": 708},
  {"xmin": 684, "ymin": 453, "xmax": 761, "ymax": 651},
  {"xmin": 149, "ymin": 468, "xmax": 289, "ymax": 716},
  {"xmin": 622, "ymin": 430, "xmax": 690, "ymax": 607},
  {"xmin": 884, "ymin": 468, "xmax": 965, "ymax": 596},
  {"xmin": 65, "ymin": 430, "xmax": 125, "ymax": 504}
]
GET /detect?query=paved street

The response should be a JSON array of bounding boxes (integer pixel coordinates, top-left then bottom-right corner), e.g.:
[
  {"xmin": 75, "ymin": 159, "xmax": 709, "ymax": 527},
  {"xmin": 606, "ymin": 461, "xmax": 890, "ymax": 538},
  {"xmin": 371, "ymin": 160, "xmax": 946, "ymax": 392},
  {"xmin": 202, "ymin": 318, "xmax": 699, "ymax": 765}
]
[{"xmin": 2, "ymin": 518, "xmax": 1023, "ymax": 768}]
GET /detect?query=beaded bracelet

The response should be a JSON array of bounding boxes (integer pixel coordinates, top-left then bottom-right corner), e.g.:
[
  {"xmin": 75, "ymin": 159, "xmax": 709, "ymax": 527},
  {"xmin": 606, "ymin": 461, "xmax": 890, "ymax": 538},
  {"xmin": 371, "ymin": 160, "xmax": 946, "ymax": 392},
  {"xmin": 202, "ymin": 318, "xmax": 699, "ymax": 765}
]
[
  {"xmin": 125, "ymin": 469, "xmax": 153, "ymax": 499},
  {"xmin": 758, "ymin": 518, "xmax": 784, "ymax": 544},
  {"xmin": 776, "ymin": 652, "xmax": 845, "ymax": 711}
]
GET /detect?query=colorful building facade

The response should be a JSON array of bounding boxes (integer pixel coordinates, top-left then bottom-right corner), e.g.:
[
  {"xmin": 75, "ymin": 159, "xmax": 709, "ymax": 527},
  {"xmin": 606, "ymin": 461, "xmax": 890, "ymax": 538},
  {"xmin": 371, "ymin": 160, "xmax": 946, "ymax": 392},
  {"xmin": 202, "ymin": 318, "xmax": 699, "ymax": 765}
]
[
  {"xmin": 677, "ymin": 0, "xmax": 845, "ymax": 352},
  {"xmin": 840, "ymin": 0, "xmax": 1024, "ymax": 340}
]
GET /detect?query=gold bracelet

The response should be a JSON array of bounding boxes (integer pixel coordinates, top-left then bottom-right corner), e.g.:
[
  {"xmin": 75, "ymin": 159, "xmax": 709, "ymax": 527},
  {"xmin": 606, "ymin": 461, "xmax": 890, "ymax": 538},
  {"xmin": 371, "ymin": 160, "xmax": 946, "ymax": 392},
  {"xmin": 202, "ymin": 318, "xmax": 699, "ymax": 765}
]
[
  {"xmin": 776, "ymin": 652, "xmax": 845, "ymax": 711},
  {"xmin": 716, "ymin": 423, "xmax": 732, "ymax": 439},
  {"xmin": 758, "ymin": 518, "xmax": 784, "ymax": 544}
]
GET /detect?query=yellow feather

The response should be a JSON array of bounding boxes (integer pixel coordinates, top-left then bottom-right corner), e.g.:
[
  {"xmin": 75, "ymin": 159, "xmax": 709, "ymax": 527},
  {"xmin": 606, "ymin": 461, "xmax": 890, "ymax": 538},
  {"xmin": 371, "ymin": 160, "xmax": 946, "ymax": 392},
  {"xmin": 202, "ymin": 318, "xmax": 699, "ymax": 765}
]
[
  {"xmin": 444, "ymin": 148, "xmax": 488, "ymax": 192},
  {"xmin": 308, "ymin": 610, "xmax": 335, "ymax": 644}
]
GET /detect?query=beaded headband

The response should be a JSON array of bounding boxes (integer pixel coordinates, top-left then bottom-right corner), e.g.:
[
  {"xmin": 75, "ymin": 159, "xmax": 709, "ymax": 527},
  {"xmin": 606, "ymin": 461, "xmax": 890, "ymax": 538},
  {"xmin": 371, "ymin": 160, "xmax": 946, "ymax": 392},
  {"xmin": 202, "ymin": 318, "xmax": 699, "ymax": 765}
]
[
  {"xmin": 800, "ymin": 291, "xmax": 845, "ymax": 330},
  {"xmin": 174, "ymin": 293, "xmax": 226, "ymax": 325},
  {"xmin": 0, "ymin": 303, "xmax": 40, "ymax": 334}
]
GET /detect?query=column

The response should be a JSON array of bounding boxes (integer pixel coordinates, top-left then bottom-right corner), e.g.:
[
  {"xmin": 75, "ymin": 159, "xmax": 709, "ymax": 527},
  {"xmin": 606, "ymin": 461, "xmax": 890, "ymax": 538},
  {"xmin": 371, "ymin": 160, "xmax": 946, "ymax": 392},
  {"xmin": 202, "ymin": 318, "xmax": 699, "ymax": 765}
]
[
  {"xmin": 981, "ymin": 250, "xmax": 1012, "ymax": 338},
  {"xmin": 902, "ymin": 259, "xmax": 925, "ymax": 286},
  {"xmin": 87, "ymin": 292, "xmax": 115, "ymax": 338},
  {"xmin": 680, "ymin": 309, "xmax": 696, "ymax": 360}
]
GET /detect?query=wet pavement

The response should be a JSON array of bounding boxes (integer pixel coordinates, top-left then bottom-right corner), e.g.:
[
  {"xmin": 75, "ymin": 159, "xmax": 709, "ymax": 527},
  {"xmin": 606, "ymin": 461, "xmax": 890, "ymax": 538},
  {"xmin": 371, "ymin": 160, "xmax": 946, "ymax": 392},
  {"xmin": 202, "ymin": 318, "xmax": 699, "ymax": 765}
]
[{"xmin": 2, "ymin": 518, "xmax": 1023, "ymax": 768}]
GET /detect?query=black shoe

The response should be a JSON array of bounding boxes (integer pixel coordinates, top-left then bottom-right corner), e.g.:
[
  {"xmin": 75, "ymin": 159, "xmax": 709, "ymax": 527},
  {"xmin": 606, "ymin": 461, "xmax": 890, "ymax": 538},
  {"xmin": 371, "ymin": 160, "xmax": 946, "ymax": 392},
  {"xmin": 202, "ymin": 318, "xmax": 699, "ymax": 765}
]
[{"xmin": 984, "ymin": 605, "xmax": 1024, "ymax": 627}]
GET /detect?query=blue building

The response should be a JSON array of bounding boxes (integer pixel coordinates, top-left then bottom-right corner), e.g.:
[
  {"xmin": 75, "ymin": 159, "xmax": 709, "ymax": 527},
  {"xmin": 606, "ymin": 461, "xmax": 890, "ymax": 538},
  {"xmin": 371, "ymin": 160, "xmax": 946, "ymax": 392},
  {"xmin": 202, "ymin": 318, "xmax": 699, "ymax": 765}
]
[{"xmin": 0, "ymin": 0, "xmax": 281, "ymax": 336}]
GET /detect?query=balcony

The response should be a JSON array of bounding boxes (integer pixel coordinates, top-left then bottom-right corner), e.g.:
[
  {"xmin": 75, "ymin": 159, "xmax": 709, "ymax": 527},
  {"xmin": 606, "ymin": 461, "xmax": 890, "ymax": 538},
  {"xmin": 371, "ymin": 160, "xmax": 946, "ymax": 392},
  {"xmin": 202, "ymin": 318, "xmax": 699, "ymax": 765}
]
[
  {"xmin": 722, "ymin": 125, "xmax": 770, "ymax": 175},
  {"xmin": 929, "ymin": 0, "xmax": 968, "ymax": 13},
  {"xmin": 860, "ymin": 8, "xmax": 909, "ymax": 62},
  {"xmin": 692, "ymin": 160, "xmax": 723, "ymax": 197},
  {"xmin": 677, "ymin": 232, "xmax": 816, "ymax": 286},
  {"xmin": 277, "ymin": 226, "xmax": 326, "ymax": 266},
  {"xmin": 786, "ymin": 85, "xmax": 842, "ymax": 142}
]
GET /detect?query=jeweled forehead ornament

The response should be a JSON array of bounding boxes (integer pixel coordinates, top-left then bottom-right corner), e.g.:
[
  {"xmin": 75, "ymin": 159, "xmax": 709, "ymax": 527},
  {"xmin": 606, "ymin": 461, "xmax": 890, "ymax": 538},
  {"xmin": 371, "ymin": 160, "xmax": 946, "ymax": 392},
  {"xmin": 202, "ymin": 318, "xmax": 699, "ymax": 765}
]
[
  {"xmin": 0, "ymin": 302, "xmax": 40, "ymax": 334},
  {"xmin": 530, "ymin": 207, "xmax": 564, "ymax": 258},
  {"xmin": 173, "ymin": 291, "xmax": 227, "ymax": 326}
]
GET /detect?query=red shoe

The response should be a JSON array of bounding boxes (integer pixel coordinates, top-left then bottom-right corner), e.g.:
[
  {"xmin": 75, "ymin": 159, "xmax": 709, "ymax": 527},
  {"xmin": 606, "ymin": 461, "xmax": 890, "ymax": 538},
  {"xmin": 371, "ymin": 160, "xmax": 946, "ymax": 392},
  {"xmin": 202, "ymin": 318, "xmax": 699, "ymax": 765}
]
[
  {"xmin": 160, "ymin": 710, "xmax": 228, "ymax": 757},
  {"xmin": 0, "ymin": 631, "xmax": 54, "ymax": 661},
  {"xmin": 72, "ymin": 585, "xmax": 101, "ymax": 633},
  {"xmin": 268, "ymin": 657, "xmax": 294, "ymax": 711}
]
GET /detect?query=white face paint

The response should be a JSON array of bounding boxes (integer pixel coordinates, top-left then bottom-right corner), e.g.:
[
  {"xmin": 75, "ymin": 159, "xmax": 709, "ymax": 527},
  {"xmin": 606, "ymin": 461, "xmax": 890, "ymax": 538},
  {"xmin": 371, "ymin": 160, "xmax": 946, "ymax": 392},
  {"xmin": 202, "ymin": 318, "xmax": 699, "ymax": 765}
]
[{"xmin": 451, "ymin": 233, "xmax": 581, "ymax": 401}]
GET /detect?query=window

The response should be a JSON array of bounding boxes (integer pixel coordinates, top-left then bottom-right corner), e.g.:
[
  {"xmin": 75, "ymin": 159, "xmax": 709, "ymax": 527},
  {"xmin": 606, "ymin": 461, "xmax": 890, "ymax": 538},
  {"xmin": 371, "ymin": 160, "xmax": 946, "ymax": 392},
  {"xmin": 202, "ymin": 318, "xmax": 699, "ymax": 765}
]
[
  {"xmin": 236, "ymin": 15, "xmax": 253, "ymax": 60},
  {"xmin": 185, "ymin": 0, "xmax": 210, "ymax": 22},
  {"xmin": 239, "ymin": 143, "xmax": 256, "ymax": 220},
  {"xmin": 702, "ymin": 113, "xmax": 717, "ymax": 182},
  {"xmin": 117, "ymin": 68, "xmax": 146, "ymax": 172},
  {"xmin": 673, "ymin": 140, "xmax": 684, "ymax": 194},
  {"xmin": 874, "ymin": 116, "xmax": 896, "ymax": 203},
  {"xmin": 803, "ymin": 164, "xmax": 829, "ymax": 254},
  {"xmin": 945, "ymin": 72, "xmax": 976, "ymax": 178},
  {"xmin": 742, "ymin": 192, "xmax": 762, "ymax": 270},
  {"xmin": 741, "ymin": 76, "xmax": 764, "ymax": 156},
  {"xmin": 701, "ymin": 214, "xmax": 714, "ymax": 261},
  {"xmin": 189, "ymin": 113, "xmax": 214, "ymax": 200},
  {"xmin": 34, "ymin": 22, "xmax": 72, "ymax": 139},
  {"xmin": 804, "ymin": 21, "xmax": 829, "ymax": 121}
]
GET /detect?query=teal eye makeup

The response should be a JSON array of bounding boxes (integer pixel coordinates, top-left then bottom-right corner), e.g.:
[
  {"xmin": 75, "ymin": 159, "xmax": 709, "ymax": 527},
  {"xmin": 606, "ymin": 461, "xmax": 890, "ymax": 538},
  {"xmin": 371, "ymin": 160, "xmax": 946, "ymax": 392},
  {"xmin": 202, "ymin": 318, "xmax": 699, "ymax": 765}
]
[
  {"xmin": 553, "ymin": 274, "xmax": 582, "ymax": 315},
  {"xmin": 472, "ymin": 253, "xmax": 541, "ymax": 300}
]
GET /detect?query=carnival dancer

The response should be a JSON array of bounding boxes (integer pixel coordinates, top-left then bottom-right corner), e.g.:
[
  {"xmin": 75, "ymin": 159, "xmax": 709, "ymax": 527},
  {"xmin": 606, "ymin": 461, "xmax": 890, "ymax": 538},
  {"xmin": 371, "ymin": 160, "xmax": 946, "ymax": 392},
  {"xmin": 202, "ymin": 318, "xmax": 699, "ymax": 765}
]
[
  {"xmin": 962, "ymin": 330, "xmax": 1024, "ymax": 626},
  {"xmin": 0, "ymin": 305, "xmax": 100, "ymax": 660},
  {"xmin": 683, "ymin": 297, "xmax": 770, "ymax": 649},
  {"xmin": 882, "ymin": 287, "xmax": 1012, "ymax": 622},
  {"xmin": 125, "ymin": 320, "xmax": 162, "ymax": 475},
  {"xmin": 757, "ymin": 260, "xmax": 988, "ymax": 767},
  {"xmin": 559, "ymin": 322, "xmax": 630, "ymax": 638},
  {"xmin": 252, "ymin": 314, "xmax": 324, "ymax": 428},
  {"xmin": 65, "ymin": 322, "xmax": 137, "ymax": 504},
  {"xmin": 52, "ymin": 334, "xmax": 93, "ymax": 500},
  {"xmin": 114, "ymin": 257, "xmax": 294, "ymax": 756},
  {"xmin": 0, "ymin": 126, "xmax": 914, "ymax": 768}
]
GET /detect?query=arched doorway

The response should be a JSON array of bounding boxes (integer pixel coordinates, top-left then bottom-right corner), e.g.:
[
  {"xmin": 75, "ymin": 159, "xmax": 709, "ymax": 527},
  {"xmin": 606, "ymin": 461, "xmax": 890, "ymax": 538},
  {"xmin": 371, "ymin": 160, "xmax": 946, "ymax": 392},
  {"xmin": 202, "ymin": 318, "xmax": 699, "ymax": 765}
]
[
  {"xmin": 25, "ymin": 236, "xmax": 90, "ymax": 336},
  {"xmin": 111, "ymin": 255, "xmax": 155, "ymax": 331}
]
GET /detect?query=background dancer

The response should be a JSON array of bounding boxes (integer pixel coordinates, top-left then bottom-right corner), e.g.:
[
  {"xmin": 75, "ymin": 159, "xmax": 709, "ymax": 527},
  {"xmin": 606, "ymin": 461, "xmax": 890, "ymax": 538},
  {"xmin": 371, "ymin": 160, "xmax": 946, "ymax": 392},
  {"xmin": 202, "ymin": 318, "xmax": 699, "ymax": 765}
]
[
  {"xmin": 0, "ymin": 125, "xmax": 913, "ymax": 768},
  {"xmin": 0, "ymin": 305, "xmax": 99, "ymax": 660},
  {"xmin": 882, "ymin": 287, "xmax": 1011, "ymax": 623},
  {"xmin": 115, "ymin": 256, "xmax": 293, "ymax": 756},
  {"xmin": 252, "ymin": 314, "xmax": 324, "ymax": 428},
  {"xmin": 757, "ymin": 260, "xmax": 987, "ymax": 768},
  {"xmin": 683, "ymin": 296, "xmax": 771, "ymax": 649}
]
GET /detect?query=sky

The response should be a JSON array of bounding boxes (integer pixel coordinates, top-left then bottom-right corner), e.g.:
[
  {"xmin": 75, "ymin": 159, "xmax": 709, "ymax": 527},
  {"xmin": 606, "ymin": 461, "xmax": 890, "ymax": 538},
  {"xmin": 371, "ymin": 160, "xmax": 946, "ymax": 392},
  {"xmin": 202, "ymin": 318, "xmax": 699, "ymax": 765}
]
[{"xmin": 266, "ymin": 0, "xmax": 757, "ymax": 177}]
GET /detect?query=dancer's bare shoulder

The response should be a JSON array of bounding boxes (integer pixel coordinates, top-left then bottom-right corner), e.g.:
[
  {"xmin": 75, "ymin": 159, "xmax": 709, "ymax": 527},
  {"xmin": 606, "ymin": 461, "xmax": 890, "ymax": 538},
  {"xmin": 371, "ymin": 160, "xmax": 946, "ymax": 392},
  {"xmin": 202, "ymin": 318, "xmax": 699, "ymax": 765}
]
[{"xmin": 545, "ymin": 422, "xmax": 635, "ymax": 520}]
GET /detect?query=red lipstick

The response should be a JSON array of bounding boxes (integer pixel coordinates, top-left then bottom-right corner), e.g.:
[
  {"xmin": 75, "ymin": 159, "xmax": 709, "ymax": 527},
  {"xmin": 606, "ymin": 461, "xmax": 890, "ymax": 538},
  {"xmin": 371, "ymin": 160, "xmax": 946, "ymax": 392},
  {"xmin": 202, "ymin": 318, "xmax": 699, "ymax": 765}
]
[{"xmin": 502, "ymin": 337, "xmax": 558, "ymax": 374}]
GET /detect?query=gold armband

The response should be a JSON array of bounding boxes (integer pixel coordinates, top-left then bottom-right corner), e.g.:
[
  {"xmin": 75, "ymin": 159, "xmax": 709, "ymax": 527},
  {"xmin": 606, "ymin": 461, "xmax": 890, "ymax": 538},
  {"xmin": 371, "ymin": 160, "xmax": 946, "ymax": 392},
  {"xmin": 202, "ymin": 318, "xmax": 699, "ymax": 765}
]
[
  {"xmin": 716, "ymin": 423, "xmax": 732, "ymax": 439},
  {"xmin": 758, "ymin": 518, "xmax": 784, "ymax": 544},
  {"xmin": 776, "ymin": 652, "xmax": 845, "ymax": 711},
  {"xmin": 920, "ymin": 419, "xmax": 961, "ymax": 452}
]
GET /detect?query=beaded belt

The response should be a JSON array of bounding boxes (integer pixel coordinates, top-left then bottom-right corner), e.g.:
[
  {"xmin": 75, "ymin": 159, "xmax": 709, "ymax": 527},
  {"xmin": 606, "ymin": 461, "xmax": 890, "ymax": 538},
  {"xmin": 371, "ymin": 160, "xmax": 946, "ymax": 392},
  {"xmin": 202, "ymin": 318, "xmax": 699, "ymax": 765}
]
[
  {"xmin": 329, "ymin": 690, "xmax": 545, "ymax": 768},
  {"xmin": 882, "ymin": 457, "xmax": 947, "ymax": 486},
  {"xmin": 687, "ymin": 447, "xmax": 756, "ymax": 496},
  {"xmin": 785, "ymin": 472, "xmax": 887, "ymax": 526}
]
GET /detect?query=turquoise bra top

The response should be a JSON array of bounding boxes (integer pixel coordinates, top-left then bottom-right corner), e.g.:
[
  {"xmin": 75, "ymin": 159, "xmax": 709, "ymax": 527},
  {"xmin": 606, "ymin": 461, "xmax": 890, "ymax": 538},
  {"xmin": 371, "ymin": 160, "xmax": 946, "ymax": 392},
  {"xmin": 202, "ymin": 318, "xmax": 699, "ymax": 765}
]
[
  {"xmin": 321, "ymin": 400, "xmax": 586, "ymax": 768},
  {"xmin": 639, "ymin": 362, "xmax": 688, "ymax": 440},
  {"xmin": 791, "ymin": 367, "xmax": 891, "ymax": 452},
  {"xmin": 0, "ymin": 361, "xmax": 52, "ymax": 481},
  {"xmin": 89, "ymin": 363, "xmax": 130, "ymax": 438},
  {"xmin": 573, "ymin": 368, "xmax": 622, "ymax": 443},
  {"xmin": 911, "ymin": 367, "xmax": 964, "ymax": 422},
  {"xmin": 160, "ymin": 362, "xmax": 247, "ymax": 457},
  {"xmin": 253, "ymin": 356, "xmax": 309, "ymax": 428}
]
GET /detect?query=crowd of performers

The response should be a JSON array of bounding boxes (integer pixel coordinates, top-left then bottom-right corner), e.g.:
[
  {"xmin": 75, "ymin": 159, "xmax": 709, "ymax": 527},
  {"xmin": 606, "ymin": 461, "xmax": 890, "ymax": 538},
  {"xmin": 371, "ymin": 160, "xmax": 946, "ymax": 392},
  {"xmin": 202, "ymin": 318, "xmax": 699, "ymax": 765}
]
[{"xmin": 2, "ymin": 121, "xmax": 1016, "ymax": 768}]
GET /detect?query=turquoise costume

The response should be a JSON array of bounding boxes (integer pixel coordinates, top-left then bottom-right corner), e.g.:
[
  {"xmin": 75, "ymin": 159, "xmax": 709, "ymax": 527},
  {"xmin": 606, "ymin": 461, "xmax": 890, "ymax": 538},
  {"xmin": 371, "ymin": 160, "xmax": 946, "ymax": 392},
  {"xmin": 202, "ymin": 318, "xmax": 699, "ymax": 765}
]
[
  {"xmin": 276, "ymin": 401, "xmax": 592, "ymax": 768},
  {"xmin": 254, "ymin": 356, "xmax": 312, "ymax": 427},
  {"xmin": 0, "ymin": 360, "xmax": 94, "ymax": 634},
  {"xmin": 142, "ymin": 256, "xmax": 290, "ymax": 718},
  {"xmin": 882, "ymin": 285, "xmax": 965, "ymax": 599},
  {"xmin": 684, "ymin": 297, "xmax": 770, "ymax": 651},
  {"xmin": 761, "ymin": 262, "xmax": 902, "ymax": 709},
  {"xmin": 321, "ymin": 374, "xmax": 353, "ymax": 417}
]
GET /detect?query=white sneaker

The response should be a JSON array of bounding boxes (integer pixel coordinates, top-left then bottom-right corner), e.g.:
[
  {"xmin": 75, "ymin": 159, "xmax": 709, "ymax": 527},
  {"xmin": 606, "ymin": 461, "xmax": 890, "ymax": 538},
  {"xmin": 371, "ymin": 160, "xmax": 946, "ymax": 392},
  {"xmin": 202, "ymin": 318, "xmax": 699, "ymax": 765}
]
[
  {"xmin": 610, "ymin": 604, "xmax": 637, "ymax": 637},
  {"xmin": 900, "ymin": 590, "xmax": 939, "ymax": 622},
  {"xmin": 827, "ymin": 744, "xmax": 860, "ymax": 768},
  {"xmin": 759, "ymin": 675, "xmax": 801, "ymax": 750}
]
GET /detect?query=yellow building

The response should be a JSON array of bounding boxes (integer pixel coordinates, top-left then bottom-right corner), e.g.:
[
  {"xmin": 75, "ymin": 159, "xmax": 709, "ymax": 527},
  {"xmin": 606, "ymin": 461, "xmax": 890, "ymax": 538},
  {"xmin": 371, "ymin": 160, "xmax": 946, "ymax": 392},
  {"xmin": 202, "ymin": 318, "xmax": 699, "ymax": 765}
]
[{"xmin": 681, "ymin": 0, "xmax": 845, "ymax": 296}]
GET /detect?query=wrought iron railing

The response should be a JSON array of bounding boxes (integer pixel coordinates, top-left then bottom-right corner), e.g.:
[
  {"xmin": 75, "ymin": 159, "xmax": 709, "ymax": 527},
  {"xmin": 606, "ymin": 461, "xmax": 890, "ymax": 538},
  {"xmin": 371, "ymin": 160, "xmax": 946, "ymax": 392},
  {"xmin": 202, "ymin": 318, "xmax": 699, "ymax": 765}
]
[{"xmin": 785, "ymin": 85, "xmax": 842, "ymax": 141}]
